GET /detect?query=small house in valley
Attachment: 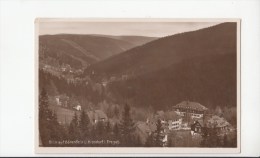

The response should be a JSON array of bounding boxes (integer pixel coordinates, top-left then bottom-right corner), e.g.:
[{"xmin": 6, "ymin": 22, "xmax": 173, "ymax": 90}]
[
  {"xmin": 73, "ymin": 105, "xmax": 81, "ymax": 111},
  {"xmin": 191, "ymin": 115, "xmax": 232, "ymax": 136},
  {"xmin": 205, "ymin": 115, "xmax": 231, "ymax": 135},
  {"xmin": 191, "ymin": 119, "xmax": 204, "ymax": 135},
  {"xmin": 55, "ymin": 94, "xmax": 69, "ymax": 107},
  {"xmin": 87, "ymin": 110, "xmax": 108, "ymax": 124}
]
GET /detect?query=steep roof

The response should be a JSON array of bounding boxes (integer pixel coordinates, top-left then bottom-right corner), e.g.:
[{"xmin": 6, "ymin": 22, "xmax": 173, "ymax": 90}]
[
  {"xmin": 191, "ymin": 119, "xmax": 205, "ymax": 127},
  {"xmin": 192, "ymin": 115, "xmax": 231, "ymax": 128},
  {"xmin": 197, "ymin": 119, "xmax": 205, "ymax": 127},
  {"xmin": 173, "ymin": 101, "xmax": 208, "ymax": 111}
]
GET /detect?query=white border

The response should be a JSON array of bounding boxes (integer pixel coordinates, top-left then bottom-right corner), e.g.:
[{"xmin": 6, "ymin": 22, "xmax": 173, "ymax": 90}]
[{"xmin": 1, "ymin": 0, "xmax": 260, "ymax": 156}]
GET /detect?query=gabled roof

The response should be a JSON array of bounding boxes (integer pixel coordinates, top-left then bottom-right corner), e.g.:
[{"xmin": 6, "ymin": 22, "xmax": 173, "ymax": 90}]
[
  {"xmin": 173, "ymin": 101, "xmax": 208, "ymax": 111},
  {"xmin": 206, "ymin": 115, "xmax": 230, "ymax": 128},
  {"xmin": 192, "ymin": 119, "xmax": 205, "ymax": 127},
  {"xmin": 192, "ymin": 115, "xmax": 231, "ymax": 128}
]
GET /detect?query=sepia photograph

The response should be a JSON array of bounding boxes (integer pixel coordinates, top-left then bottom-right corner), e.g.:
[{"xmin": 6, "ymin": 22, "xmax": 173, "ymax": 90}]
[{"xmin": 35, "ymin": 19, "xmax": 240, "ymax": 153}]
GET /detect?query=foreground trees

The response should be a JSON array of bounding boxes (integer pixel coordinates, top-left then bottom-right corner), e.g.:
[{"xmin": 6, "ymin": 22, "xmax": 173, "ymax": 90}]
[
  {"xmin": 144, "ymin": 119, "xmax": 165, "ymax": 147},
  {"xmin": 39, "ymin": 88, "xmax": 67, "ymax": 146},
  {"xmin": 154, "ymin": 119, "xmax": 164, "ymax": 147}
]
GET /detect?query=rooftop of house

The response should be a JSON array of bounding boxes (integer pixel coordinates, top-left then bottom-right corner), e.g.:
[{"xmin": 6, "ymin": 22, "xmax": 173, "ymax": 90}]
[
  {"xmin": 206, "ymin": 115, "xmax": 231, "ymax": 128},
  {"xmin": 192, "ymin": 115, "xmax": 231, "ymax": 128},
  {"xmin": 173, "ymin": 101, "xmax": 208, "ymax": 111}
]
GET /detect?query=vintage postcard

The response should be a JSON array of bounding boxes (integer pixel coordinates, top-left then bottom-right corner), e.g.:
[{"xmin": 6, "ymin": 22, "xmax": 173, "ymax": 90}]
[{"xmin": 35, "ymin": 18, "xmax": 240, "ymax": 154}]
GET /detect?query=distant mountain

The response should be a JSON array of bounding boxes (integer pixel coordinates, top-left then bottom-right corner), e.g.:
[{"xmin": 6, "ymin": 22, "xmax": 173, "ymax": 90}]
[
  {"xmin": 85, "ymin": 23, "xmax": 236, "ymax": 81},
  {"xmin": 39, "ymin": 34, "xmax": 157, "ymax": 68},
  {"xmin": 85, "ymin": 22, "xmax": 237, "ymax": 110},
  {"xmin": 89, "ymin": 34, "xmax": 158, "ymax": 46}
]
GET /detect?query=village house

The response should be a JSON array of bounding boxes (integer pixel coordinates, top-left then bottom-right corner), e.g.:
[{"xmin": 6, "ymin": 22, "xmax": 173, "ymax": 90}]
[
  {"xmin": 165, "ymin": 111, "xmax": 183, "ymax": 130},
  {"xmin": 55, "ymin": 94, "xmax": 69, "ymax": 107},
  {"xmin": 87, "ymin": 110, "xmax": 108, "ymax": 124},
  {"xmin": 73, "ymin": 105, "xmax": 81, "ymax": 111},
  {"xmin": 205, "ymin": 115, "xmax": 232, "ymax": 135},
  {"xmin": 191, "ymin": 115, "xmax": 232, "ymax": 136},
  {"xmin": 173, "ymin": 101, "xmax": 208, "ymax": 119},
  {"xmin": 191, "ymin": 119, "xmax": 204, "ymax": 135},
  {"xmin": 101, "ymin": 81, "xmax": 108, "ymax": 87}
]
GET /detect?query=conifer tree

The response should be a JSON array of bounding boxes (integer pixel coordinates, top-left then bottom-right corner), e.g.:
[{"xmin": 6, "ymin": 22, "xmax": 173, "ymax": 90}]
[
  {"xmin": 96, "ymin": 121, "xmax": 105, "ymax": 136},
  {"xmin": 39, "ymin": 88, "xmax": 52, "ymax": 146},
  {"xmin": 79, "ymin": 110, "xmax": 90, "ymax": 139},
  {"xmin": 200, "ymin": 127, "xmax": 209, "ymax": 147},
  {"xmin": 113, "ymin": 106, "xmax": 120, "ymax": 119},
  {"xmin": 120, "ymin": 103, "xmax": 135, "ymax": 146},
  {"xmin": 90, "ymin": 125, "xmax": 97, "ymax": 140},
  {"xmin": 39, "ymin": 88, "xmax": 67, "ymax": 146},
  {"xmin": 48, "ymin": 111, "xmax": 61, "ymax": 141},
  {"xmin": 106, "ymin": 120, "xmax": 111, "ymax": 133},
  {"xmin": 154, "ymin": 119, "xmax": 164, "ymax": 147},
  {"xmin": 223, "ymin": 134, "xmax": 228, "ymax": 147},
  {"xmin": 68, "ymin": 112, "xmax": 80, "ymax": 140},
  {"xmin": 113, "ymin": 123, "xmax": 119, "ymax": 138}
]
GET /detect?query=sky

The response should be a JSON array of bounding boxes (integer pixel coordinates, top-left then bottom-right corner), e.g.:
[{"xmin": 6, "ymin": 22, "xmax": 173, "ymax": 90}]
[{"xmin": 39, "ymin": 21, "xmax": 221, "ymax": 37}]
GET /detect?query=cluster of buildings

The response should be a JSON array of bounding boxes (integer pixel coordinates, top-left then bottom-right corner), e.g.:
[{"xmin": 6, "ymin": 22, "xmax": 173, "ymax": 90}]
[
  {"xmin": 41, "ymin": 63, "xmax": 84, "ymax": 78},
  {"xmin": 53, "ymin": 98, "xmax": 233, "ymax": 146},
  {"xmin": 136, "ymin": 101, "xmax": 233, "ymax": 146},
  {"xmin": 191, "ymin": 115, "xmax": 233, "ymax": 136}
]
